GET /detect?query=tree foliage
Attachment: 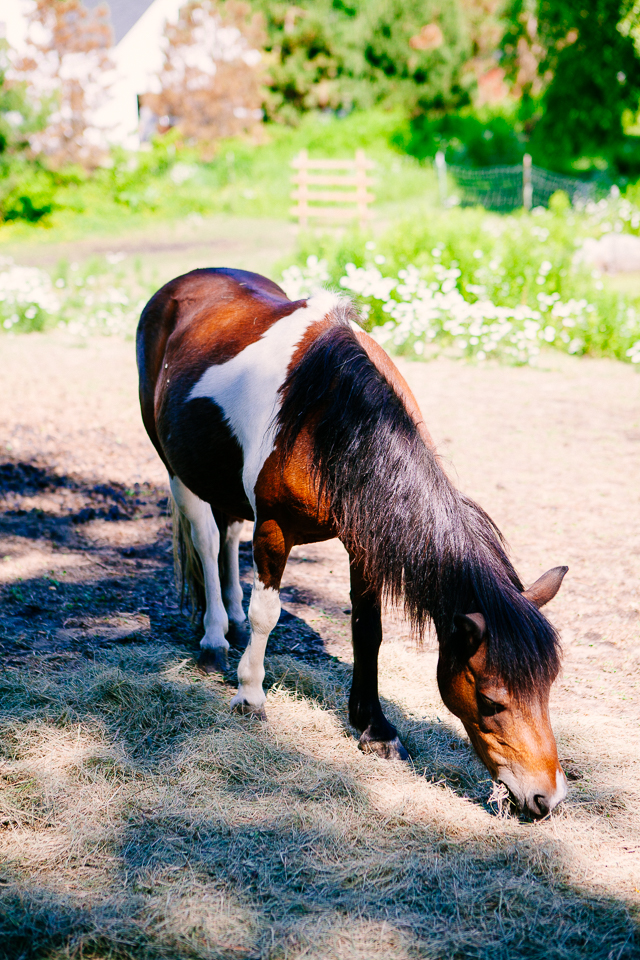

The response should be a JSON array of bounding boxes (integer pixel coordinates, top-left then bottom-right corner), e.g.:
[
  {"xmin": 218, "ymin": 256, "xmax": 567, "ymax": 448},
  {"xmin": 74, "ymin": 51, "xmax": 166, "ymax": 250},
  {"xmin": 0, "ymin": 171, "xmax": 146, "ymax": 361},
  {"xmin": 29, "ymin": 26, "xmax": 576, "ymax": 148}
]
[
  {"xmin": 0, "ymin": 40, "xmax": 56, "ymax": 222},
  {"xmin": 251, "ymin": 0, "xmax": 473, "ymax": 122},
  {"xmin": 504, "ymin": 0, "xmax": 640, "ymax": 163},
  {"xmin": 143, "ymin": 0, "xmax": 267, "ymax": 154}
]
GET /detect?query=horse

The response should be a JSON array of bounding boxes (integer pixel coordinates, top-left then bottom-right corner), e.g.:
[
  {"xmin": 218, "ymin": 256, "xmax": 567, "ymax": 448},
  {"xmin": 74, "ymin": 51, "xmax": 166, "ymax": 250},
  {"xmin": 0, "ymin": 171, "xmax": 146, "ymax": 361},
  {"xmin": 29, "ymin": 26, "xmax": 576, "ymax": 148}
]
[{"xmin": 137, "ymin": 267, "xmax": 569, "ymax": 819}]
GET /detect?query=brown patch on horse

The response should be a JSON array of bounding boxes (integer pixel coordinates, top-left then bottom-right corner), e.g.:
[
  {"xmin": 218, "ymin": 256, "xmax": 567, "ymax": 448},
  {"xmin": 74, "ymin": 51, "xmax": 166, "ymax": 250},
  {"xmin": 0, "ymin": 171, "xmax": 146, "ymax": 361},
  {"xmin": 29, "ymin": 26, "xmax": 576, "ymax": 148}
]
[
  {"xmin": 137, "ymin": 268, "xmax": 309, "ymax": 519},
  {"xmin": 150, "ymin": 269, "xmax": 303, "ymax": 395},
  {"xmin": 255, "ymin": 420, "xmax": 336, "ymax": 546},
  {"xmin": 354, "ymin": 330, "xmax": 436, "ymax": 451}
]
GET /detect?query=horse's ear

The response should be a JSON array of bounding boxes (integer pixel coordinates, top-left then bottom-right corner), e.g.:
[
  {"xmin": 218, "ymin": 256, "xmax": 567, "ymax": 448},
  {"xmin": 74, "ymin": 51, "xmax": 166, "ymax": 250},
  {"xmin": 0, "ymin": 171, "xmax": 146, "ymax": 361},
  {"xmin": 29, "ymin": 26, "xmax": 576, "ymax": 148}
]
[
  {"xmin": 523, "ymin": 566, "xmax": 568, "ymax": 608},
  {"xmin": 454, "ymin": 612, "xmax": 486, "ymax": 644}
]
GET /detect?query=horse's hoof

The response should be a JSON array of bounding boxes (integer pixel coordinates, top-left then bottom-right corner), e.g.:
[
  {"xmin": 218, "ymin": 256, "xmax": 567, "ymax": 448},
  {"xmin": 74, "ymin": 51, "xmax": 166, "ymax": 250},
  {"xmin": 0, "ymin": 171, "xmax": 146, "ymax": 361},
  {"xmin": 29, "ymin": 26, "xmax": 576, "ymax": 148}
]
[
  {"xmin": 197, "ymin": 648, "xmax": 228, "ymax": 674},
  {"xmin": 226, "ymin": 620, "xmax": 249, "ymax": 648},
  {"xmin": 358, "ymin": 733, "xmax": 409, "ymax": 762},
  {"xmin": 232, "ymin": 699, "xmax": 267, "ymax": 721}
]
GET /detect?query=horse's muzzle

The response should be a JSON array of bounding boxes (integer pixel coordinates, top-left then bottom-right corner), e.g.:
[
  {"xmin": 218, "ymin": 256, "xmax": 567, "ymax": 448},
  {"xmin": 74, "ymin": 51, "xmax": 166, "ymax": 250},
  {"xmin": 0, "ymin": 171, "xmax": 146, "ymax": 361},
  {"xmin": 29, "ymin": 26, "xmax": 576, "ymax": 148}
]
[{"xmin": 498, "ymin": 766, "xmax": 568, "ymax": 819}]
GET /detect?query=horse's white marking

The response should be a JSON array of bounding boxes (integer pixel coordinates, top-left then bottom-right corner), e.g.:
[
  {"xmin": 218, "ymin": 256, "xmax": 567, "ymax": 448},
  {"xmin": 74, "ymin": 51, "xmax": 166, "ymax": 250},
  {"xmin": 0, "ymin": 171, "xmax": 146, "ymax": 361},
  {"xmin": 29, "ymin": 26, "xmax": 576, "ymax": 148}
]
[
  {"xmin": 189, "ymin": 290, "xmax": 346, "ymax": 511},
  {"xmin": 548, "ymin": 767, "xmax": 568, "ymax": 811},
  {"xmin": 221, "ymin": 520, "xmax": 246, "ymax": 626},
  {"xmin": 170, "ymin": 476, "xmax": 229, "ymax": 653},
  {"xmin": 230, "ymin": 570, "xmax": 281, "ymax": 711}
]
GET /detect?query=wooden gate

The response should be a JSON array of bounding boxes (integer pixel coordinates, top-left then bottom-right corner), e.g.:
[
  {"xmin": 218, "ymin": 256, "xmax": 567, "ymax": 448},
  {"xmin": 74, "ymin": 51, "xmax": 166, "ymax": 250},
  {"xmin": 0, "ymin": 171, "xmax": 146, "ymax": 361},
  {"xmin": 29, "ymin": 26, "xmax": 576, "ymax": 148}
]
[{"xmin": 290, "ymin": 149, "xmax": 375, "ymax": 228}]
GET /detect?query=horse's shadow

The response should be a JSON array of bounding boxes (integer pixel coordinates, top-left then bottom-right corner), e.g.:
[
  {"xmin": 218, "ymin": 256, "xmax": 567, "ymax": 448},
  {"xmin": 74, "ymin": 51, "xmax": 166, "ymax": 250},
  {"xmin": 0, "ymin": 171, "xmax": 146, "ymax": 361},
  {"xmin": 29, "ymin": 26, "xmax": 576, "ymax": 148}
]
[
  {"xmin": 217, "ymin": 571, "xmax": 492, "ymax": 813},
  {"xmin": 0, "ymin": 457, "xmax": 609, "ymax": 818}
]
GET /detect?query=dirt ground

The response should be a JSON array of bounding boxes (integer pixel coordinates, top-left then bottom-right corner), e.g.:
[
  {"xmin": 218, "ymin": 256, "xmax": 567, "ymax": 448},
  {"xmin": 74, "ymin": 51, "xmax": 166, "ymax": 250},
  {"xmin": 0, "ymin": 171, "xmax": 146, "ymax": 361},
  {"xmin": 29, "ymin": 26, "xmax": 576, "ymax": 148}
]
[
  {"xmin": 0, "ymin": 329, "xmax": 639, "ymax": 957},
  {"xmin": 1, "ymin": 333, "xmax": 638, "ymax": 717}
]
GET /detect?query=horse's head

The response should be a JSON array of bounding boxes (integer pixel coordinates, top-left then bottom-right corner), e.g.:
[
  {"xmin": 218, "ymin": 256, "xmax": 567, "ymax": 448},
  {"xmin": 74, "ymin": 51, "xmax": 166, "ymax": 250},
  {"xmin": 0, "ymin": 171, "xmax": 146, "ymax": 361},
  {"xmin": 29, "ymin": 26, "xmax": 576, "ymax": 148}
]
[{"xmin": 437, "ymin": 566, "xmax": 568, "ymax": 819}]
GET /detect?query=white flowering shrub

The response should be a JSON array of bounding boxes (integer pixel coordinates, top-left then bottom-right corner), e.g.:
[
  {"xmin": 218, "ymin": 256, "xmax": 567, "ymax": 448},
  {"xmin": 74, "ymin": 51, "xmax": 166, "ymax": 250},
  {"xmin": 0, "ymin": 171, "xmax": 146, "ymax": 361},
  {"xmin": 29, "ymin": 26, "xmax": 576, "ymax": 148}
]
[
  {"xmin": 583, "ymin": 191, "xmax": 640, "ymax": 236},
  {"xmin": 347, "ymin": 263, "xmax": 599, "ymax": 364},
  {"xmin": 0, "ymin": 255, "xmax": 150, "ymax": 337},
  {"xmin": 282, "ymin": 256, "xmax": 602, "ymax": 365},
  {"xmin": 0, "ymin": 258, "xmax": 61, "ymax": 332},
  {"xmin": 281, "ymin": 204, "xmax": 640, "ymax": 365},
  {"xmin": 280, "ymin": 255, "xmax": 330, "ymax": 300}
]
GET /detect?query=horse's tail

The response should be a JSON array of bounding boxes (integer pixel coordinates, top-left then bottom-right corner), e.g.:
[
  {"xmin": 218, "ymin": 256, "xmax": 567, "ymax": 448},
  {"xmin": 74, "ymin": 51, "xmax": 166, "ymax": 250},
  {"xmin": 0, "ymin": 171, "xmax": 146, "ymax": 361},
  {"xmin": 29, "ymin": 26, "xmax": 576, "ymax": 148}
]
[{"xmin": 171, "ymin": 494, "xmax": 206, "ymax": 620}]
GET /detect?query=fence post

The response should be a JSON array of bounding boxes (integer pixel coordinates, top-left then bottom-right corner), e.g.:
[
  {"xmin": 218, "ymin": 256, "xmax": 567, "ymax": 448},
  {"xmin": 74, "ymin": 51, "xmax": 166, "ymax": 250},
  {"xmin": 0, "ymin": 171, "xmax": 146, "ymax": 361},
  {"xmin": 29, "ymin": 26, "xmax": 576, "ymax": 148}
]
[
  {"xmin": 296, "ymin": 149, "xmax": 309, "ymax": 228},
  {"xmin": 435, "ymin": 150, "xmax": 447, "ymax": 207},
  {"xmin": 523, "ymin": 153, "xmax": 532, "ymax": 211},
  {"xmin": 355, "ymin": 149, "xmax": 369, "ymax": 229}
]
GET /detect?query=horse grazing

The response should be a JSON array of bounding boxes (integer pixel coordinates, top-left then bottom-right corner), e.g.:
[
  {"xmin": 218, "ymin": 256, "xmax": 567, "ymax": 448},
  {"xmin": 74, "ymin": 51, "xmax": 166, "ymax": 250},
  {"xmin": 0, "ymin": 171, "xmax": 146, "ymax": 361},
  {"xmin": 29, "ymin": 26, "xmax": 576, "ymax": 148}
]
[{"xmin": 137, "ymin": 267, "xmax": 569, "ymax": 818}]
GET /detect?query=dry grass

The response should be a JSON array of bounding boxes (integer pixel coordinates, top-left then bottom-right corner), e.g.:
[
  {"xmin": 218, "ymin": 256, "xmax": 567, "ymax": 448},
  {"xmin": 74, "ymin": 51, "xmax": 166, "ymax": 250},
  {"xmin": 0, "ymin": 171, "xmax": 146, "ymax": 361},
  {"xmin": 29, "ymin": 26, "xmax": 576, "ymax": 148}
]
[
  {"xmin": 0, "ymin": 638, "xmax": 638, "ymax": 960},
  {"xmin": 0, "ymin": 337, "xmax": 639, "ymax": 958}
]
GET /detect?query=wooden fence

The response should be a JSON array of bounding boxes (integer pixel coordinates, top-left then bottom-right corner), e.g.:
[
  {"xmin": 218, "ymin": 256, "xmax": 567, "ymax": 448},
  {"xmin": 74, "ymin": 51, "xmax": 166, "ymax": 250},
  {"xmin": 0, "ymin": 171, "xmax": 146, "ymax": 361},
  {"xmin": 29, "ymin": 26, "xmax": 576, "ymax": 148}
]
[{"xmin": 290, "ymin": 149, "xmax": 375, "ymax": 228}]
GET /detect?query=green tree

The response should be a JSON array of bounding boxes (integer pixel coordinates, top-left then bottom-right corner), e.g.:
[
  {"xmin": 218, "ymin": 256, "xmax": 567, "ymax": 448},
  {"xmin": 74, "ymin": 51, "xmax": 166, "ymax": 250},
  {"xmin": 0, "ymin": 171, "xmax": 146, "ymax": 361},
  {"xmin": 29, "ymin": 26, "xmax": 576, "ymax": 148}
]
[
  {"xmin": 504, "ymin": 0, "xmax": 640, "ymax": 163},
  {"xmin": 252, "ymin": 0, "xmax": 472, "ymax": 122},
  {"xmin": 356, "ymin": 0, "xmax": 471, "ymax": 112}
]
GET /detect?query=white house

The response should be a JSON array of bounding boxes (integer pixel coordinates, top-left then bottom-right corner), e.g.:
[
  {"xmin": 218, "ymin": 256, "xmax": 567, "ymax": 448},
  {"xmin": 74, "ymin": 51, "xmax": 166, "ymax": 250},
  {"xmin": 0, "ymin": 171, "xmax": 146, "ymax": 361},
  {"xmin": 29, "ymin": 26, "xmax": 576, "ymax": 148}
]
[{"xmin": 2, "ymin": 0, "xmax": 187, "ymax": 148}]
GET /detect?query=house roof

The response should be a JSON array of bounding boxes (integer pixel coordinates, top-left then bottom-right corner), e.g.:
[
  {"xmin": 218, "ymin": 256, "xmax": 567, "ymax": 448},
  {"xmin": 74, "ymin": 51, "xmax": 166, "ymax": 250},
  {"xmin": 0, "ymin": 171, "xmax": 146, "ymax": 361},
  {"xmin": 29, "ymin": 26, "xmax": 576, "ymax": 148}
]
[{"xmin": 84, "ymin": 0, "xmax": 155, "ymax": 45}]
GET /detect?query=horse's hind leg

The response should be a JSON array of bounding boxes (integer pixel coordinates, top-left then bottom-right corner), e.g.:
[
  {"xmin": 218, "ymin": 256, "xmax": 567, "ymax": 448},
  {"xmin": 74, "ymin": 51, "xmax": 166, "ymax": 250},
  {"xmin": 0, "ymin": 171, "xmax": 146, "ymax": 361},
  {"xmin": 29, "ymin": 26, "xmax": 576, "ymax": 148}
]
[
  {"xmin": 218, "ymin": 515, "xmax": 248, "ymax": 643},
  {"xmin": 170, "ymin": 477, "xmax": 229, "ymax": 673},
  {"xmin": 230, "ymin": 518, "xmax": 290, "ymax": 719},
  {"xmin": 348, "ymin": 556, "xmax": 409, "ymax": 761}
]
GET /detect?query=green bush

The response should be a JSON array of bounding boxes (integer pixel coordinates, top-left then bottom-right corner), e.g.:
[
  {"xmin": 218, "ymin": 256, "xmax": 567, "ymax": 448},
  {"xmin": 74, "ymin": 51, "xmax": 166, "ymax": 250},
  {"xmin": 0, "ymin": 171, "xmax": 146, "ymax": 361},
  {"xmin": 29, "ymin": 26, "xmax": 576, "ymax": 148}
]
[
  {"xmin": 0, "ymin": 40, "xmax": 56, "ymax": 223},
  {"xmin": 277, "ymin": 203, "xmax": 640, "ymax": 365},
  {"xmin": 0, "ymin": 161, "xmax": 57, "ymax": 222},
  {"xmin": 395, "ymin": 108, "xmax": 526, "ymax": 166},
  {"xmin": 252, "ymin": 0, "xmax": 471, "ymax": 122}
]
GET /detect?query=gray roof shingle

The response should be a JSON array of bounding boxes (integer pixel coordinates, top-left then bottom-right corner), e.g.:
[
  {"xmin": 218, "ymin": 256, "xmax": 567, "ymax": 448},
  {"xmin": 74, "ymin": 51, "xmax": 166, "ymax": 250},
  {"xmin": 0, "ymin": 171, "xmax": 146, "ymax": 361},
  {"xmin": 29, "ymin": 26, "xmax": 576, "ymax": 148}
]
[{"xmin": 84, "ymin": 0, "xmax": 155, "ymax": 45}]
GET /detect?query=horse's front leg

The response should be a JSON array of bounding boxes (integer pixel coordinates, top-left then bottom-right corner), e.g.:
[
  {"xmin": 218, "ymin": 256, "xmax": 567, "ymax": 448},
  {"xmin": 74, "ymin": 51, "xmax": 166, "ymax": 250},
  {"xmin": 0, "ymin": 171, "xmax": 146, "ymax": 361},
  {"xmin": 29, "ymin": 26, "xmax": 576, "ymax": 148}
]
[
  {"xmin": 230, "ymin": 518, "xmax": 291, "ymax": 719},
  {"xmin": 349, "ymin": 557, "xmax": 409, "ymax": 761}
]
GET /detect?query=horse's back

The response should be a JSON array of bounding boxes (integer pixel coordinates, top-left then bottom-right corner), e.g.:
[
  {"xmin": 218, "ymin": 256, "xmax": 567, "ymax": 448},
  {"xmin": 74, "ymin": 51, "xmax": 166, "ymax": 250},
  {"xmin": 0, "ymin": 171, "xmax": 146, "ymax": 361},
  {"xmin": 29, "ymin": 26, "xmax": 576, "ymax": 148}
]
[
  {"xmin": 136, "ymin": 268, "xmax": 298, "ymax": 460},
  {"xmin": 137, "ymin": 268, "xmax": 292, "ymax": 391}
]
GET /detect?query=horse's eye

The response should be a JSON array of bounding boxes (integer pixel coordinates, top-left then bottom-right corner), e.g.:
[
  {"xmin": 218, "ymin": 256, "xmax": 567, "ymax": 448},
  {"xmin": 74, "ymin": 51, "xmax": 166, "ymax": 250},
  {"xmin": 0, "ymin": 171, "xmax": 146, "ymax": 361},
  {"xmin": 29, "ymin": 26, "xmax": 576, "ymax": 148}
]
[{"xmin": 477, "ymin": 693, "xmax": 505, "ymax": 717}]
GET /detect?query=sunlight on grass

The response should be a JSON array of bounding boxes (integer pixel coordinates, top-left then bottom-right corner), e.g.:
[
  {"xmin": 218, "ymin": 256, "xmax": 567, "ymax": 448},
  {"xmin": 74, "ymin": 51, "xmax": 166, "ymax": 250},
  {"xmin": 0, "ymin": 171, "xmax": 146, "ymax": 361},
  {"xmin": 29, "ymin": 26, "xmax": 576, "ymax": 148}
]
[{"xmin": 1, "ymin": 640, "xmax": 636, "ymax": 958}]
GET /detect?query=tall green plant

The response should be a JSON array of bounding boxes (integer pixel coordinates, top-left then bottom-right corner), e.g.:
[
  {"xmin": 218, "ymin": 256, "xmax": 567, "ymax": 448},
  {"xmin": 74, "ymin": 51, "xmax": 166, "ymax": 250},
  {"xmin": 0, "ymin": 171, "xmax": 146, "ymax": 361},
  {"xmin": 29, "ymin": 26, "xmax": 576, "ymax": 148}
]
[{"xmin": 0, "ymin": 40, "xmax": 55, "ymax": 222}]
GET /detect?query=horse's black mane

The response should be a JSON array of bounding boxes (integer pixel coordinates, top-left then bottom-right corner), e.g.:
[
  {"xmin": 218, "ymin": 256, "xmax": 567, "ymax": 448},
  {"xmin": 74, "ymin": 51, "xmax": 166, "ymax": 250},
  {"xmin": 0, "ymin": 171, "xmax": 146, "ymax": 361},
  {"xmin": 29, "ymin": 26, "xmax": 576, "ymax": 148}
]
[{"xmin": 276, "ymin": 310, "xmax": 560, "ymax": 697}]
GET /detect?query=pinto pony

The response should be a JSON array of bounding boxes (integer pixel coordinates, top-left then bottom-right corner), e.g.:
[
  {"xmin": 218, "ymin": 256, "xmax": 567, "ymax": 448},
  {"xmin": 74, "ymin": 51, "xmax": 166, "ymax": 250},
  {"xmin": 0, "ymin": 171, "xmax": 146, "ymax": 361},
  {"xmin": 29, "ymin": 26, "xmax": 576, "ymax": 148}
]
[{"xmin": 137, "ymin": 268, "xmax": 569, "ymax": 818}]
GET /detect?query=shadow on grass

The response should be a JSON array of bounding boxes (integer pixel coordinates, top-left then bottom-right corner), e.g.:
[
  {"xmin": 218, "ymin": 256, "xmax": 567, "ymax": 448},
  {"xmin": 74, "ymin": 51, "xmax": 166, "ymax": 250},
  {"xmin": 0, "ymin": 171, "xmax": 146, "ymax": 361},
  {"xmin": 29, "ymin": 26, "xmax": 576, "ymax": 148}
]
[
  {"xmin": 0, "ymin": 643, "xmax": 638, "ymax": 960},
  {"xmin": 0, "ymin": 649, "xmax": 638, "ymax": 960},
  {"xmin": 0, "ymin": 459, "xmax": 639, "ymax": 959}
]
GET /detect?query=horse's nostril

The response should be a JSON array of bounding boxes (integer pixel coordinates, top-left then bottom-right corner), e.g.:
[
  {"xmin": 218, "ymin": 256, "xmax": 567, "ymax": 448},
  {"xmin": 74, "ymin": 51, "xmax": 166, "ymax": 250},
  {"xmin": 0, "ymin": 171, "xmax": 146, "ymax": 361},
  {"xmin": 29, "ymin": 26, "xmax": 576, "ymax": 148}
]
[{"xmin": 533, "ymin": 794, "xmax": 549, "ymax": 816}]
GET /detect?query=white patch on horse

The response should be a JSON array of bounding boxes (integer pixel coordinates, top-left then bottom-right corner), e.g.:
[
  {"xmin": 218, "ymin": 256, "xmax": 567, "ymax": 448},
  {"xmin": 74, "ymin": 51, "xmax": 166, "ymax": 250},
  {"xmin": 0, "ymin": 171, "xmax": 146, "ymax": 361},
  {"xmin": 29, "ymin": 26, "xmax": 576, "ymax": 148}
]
[
  {"xmin": 189, "ymin": 290, "xmax": 346, "ymax": 511},
  {"xmin": 170, "ymin": 476, "xmax": 229, "ymax": 654},
  {"xmin": 548, "ymin": 767, "xmax": 569, "ymax": 811},
  {"xmin": 230, "ymin": 571, "xmax": 281, "ymax": 712}
]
